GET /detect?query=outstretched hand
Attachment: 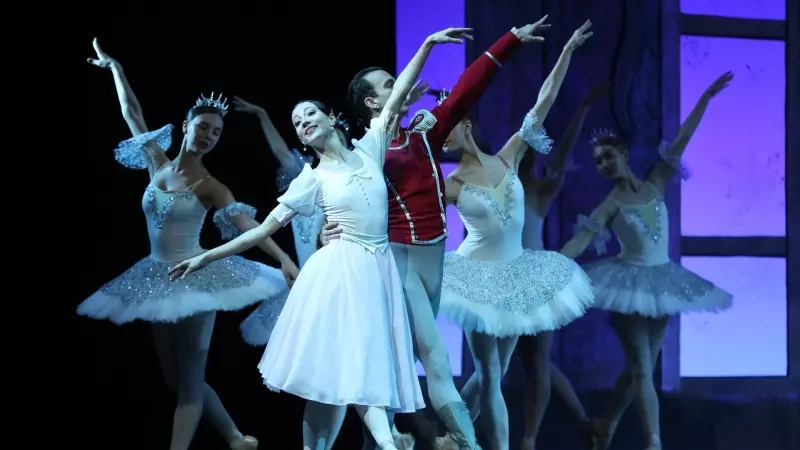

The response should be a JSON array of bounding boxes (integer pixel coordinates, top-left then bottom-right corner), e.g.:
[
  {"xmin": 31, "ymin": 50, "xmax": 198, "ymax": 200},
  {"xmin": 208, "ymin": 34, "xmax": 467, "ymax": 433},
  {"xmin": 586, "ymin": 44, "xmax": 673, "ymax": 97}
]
[
  {"xmin": 704, "ymin": 71, "xmax": 734, "ymax": 99},
  {"xmin": 515, "ymin": 15, "xmax": 551, "ymax": 43},
  {"xmin": 168, "ymin": 253, "xmax": 210, "ymax": 281},
  {"xmin": 426, "ymin": 28, "xmax": 474, "ymax": 45},
  {"xmin": 232, "ymin": 96, "xmax": 266, "ymax": 116},
  {"xmin": 404, "ymin": 79, "xmax": 431, "ymax": 108},
  {"xmin": 86, "ymin": 38, "xmax": 119, "ymax": 70},
  {"xmin": 565, "ymin": 20, "xmax": 594, "ymax": 52}
]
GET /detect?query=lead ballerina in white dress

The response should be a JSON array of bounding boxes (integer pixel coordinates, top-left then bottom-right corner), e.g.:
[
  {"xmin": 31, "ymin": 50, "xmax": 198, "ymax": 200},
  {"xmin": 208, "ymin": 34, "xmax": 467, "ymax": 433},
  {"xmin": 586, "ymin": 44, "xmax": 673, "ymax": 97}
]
[
  {"xmin": 78, "ymin": 39, "xmax": 298, "ymax": 450},
  {"xmin": 228, "ymin": 96, "xmax": 350, "ymax": 346},
  {"xmin": 168, "ymin": 27, "xmax": 474, "ymax": 450},
  {"xmin": 437, "ymin": 21, "xmax": 596, "ymax": 450},
  {"xmin": 560, "ymin": 71, "xmax": 735, "ymax": 450}
]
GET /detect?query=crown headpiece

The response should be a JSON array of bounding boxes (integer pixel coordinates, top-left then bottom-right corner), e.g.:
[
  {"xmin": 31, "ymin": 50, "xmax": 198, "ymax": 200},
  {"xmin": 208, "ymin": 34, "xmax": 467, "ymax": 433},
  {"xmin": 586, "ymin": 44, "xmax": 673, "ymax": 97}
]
[
  {"xmin": 329, "ymin": 111, "xmax": 350, "ymax": 132},
  {"xmin": 588, "ymin": 127, "xmax": 617, "ymax": 146},
  {"xmin": 195, "ymin": 92, "xmax": 229, "ymax": 117}
]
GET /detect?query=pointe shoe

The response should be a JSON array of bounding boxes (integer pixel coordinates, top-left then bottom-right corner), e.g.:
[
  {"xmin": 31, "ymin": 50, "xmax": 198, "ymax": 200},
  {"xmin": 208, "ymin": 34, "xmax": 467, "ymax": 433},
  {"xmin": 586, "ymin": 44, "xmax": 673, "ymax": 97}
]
[
  {"xmin": 378, "ymin": 440, "xmax": 400, "ymax": 450},
  {"xmin": 434, "ymin": 434, "xmax": 459, "ymax": 450},
  {"xmin": 231, "ymin": 435, "xmax": 258, "ymax": 450},
  {"xmin": 392, "ymin": 426, "xmax": 416, "ymax": 450},
  {"xmin": 644, "ymin": 433, "xmax": 662, "ymax": 450}
]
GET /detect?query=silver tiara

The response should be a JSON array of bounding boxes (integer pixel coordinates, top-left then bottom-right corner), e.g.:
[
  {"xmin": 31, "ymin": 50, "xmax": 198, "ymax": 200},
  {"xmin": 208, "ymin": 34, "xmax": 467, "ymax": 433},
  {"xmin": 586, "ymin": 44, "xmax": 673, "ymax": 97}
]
[
  {"xmin": 330, "ymin": 111, "xmax": 350, "ymax": 132},
  {"xmin": 195, "ymin": 92, "xmax": 229, "ymax": 117},
  {"xmin": 589, "ymin": 127, "xmax": 617, "ymax": 145}
]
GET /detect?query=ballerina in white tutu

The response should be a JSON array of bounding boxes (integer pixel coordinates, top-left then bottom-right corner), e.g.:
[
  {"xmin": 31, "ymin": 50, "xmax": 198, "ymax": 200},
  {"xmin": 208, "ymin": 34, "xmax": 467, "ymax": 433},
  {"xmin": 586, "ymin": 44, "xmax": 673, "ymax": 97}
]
[
  {"xmin": 560, "ymin": 71, "xmax": 735, "ymax": 450},
  {"xmin": 78, "ymin": 39, "xmax": 299, "ymax": 450},
  {"xmin": 436, "ymin": 21, "xmax": 596, "ymax": 450},
  {"xmin": 168, "ymin": 27, "xmax": 474, "ymax": 450},
  {"xmin": 229, "ymin": 96, "xmax": 354, "ymax": 346}
]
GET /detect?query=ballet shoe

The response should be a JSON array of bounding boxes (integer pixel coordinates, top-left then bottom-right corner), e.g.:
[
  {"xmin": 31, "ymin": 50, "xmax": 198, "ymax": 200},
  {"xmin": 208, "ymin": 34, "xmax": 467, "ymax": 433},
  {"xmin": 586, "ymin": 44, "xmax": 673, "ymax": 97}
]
[
  {"xmin": 578, "ymin": 420, "xmax": 595, "ymax": 448},
  {"xmin": 434, "ymin": 433, "xmax": 460, "ymax": 450},
  {"xmin": 644, "ymin": 433, "xmax": 662, "ymax": 450},
  {"xmin": 230, "ymin": 435, "xmax": 258, "ymax": 450},
  {"xmin": 392, "ymin": 425, "xmax": 416, "ymax": 450}
]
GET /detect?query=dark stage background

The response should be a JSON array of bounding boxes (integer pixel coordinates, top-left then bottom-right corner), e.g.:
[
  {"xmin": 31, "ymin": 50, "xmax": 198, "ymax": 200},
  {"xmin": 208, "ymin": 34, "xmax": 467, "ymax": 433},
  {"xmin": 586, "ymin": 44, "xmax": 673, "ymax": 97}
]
[{"xmin": 77, "ymin": 3, "xmax": 396, "ymax": 449}]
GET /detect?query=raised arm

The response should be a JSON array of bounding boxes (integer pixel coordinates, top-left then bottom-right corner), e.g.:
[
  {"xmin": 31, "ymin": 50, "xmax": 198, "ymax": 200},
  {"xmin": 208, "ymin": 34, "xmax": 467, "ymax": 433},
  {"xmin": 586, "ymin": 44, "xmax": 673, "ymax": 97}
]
[
  {"xmin": 560, "ymin": 197, "xmax": 618, "ymax": 260},
  {"xmin": 497, "ymin": 20, "xmax": 594, "ymax": 170},
  {"xmin": 232, "ymin": 96, "xmax": 298, "ymax": 169},
  {"xmin": 648, "ymin": 71, "xmax": 733, "ymax": 192},
  {"xmin": 87, "ymin": 38, "xmax": 168, "ymax": 178}
]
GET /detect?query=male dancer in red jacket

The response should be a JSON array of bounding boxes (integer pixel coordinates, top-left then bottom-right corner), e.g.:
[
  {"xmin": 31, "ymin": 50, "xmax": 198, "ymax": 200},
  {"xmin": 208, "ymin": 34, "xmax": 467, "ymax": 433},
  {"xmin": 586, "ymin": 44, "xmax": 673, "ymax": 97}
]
[{"xmin": 322, "ymin": 18, "xmax": 549, "ymax": 450}]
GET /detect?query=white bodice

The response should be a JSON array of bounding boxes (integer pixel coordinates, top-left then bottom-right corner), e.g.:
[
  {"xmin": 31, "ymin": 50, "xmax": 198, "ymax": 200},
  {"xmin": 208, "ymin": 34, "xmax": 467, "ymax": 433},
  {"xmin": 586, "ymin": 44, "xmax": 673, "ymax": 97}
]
[
  {"xmin": 609, "ymin": 183, "xmax": 670, "ymax": 266},
  {"xmin": 455, "ymin": 168, "xmax": 526, "ymax": 262},
  {"xmin": 142, "ymin": 184, "xmax": 207, "ymax": 263}
]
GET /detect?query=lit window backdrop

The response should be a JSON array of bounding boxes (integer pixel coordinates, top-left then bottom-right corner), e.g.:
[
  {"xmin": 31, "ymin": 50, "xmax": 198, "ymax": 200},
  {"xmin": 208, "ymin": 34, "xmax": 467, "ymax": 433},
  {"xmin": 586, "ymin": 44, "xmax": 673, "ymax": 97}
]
[
  {"xmin": 397, "ymin": 0, "xmax": 466, "ymax": 376},
  {"xmin": 679, "ymin": 36, "xmax": 786, "ymax": 237},
  {"xmin": 678, "ymin": 35, "xmax": 787, "ymax": 377},
  {"xmin": 680, "ymin": 257, "xmax": 787, "ymax": 377},
  {"xmin": 680, "ymin": 0, "xmax": 786, "ymax": 21}
]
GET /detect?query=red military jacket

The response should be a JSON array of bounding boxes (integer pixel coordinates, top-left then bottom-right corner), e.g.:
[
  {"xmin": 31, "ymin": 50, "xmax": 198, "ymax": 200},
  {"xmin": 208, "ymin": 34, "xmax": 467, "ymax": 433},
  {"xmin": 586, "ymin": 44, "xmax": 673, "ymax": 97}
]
[{"xmin": 384, "ymin": 31, "xmax": 524, "ymax": 245}]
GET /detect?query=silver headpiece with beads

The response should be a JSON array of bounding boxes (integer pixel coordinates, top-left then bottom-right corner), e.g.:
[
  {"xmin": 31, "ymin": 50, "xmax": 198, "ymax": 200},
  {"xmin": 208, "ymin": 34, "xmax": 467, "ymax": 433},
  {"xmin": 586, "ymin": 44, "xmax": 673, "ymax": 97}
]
[
  {"xmin": 195, "ymin": 92, "xmax": 229, "ymax": 117},
  {"xmin": 588, "ymin": 127, "xmax": 617, "ymax": 146}
]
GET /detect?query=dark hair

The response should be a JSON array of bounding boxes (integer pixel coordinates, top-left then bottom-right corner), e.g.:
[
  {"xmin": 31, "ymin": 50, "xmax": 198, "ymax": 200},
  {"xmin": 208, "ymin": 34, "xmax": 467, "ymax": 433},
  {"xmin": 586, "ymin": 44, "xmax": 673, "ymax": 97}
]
[
  {"xmin": 591, "ymin": 135, "xmax": 628, "ymax": 153},
  {"xmin": 187, "ymin": 105, "xmax": 225, "ymax": 121},
  {"xmin": 347, "ymin": 66, "xmax": 383, "ymax": 130},
  {"xmin": 292, "ymin": 99, "xmax": 353, "ymax": 150}
]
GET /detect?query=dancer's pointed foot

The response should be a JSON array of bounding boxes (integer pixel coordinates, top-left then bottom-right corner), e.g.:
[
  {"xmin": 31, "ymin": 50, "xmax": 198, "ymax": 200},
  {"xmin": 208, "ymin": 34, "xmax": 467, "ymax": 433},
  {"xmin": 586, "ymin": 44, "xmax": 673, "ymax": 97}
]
[
  {"xmin": 230, "ymin": 435, "xmax": 258, "ymax": 450},
  {"xmin": 378, "ymin": 440, "xmax": 400, "ymax": 450},
  {"xmin": 644, "ymin": 433, "xmax": 662, "ymax": 450},
  {"xmin": 578, "ymin": 419, "xmax": 594, "ymax": 448}
]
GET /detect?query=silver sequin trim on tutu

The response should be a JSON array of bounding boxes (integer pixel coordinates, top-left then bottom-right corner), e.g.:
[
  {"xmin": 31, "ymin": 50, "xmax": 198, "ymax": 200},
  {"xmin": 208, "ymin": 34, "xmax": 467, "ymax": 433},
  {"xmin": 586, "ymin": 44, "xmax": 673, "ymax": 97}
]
[
  {"xmin": 443, "ymin": 250, "xmax": 583, "ymax": 314},
  {"xmin": 583, "ymin": 258, "xmax": 733, "ymax": 317}
]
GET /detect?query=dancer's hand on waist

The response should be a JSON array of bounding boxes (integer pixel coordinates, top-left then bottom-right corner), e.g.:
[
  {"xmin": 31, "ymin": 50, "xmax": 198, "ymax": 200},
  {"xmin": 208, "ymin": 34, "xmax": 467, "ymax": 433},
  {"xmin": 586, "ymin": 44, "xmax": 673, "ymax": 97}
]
[{"xmin": 318, "ymin": 222, "xmax": 342, "ymax": 249}]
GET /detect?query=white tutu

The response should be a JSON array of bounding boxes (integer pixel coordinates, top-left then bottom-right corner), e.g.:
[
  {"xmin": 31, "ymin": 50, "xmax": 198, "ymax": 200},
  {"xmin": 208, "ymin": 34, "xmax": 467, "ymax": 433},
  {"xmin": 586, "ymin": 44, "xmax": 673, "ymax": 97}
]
[
  {"xmin": 78, "ymin": 256, "xmax": 288, "ymax": 325},
  {"xmin": 240, "ymin": 292, "xmax": 289, "ymax": 346},
  {"xmin": 439, "ymin": 249, "xmax": 595, "ymax": 337},
  {"xmin": 583, "ymin": 258, "xmax": 732, "ymax": 317},
  {"xmin": 258, "ymin": 239, "xmax": 424, "ymax": 413}
]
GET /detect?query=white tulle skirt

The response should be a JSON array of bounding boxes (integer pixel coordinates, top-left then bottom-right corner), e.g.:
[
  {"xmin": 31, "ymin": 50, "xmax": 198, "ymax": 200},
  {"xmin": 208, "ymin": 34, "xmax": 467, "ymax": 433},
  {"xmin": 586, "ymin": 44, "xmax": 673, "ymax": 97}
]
[
  {"xmin": 258, "ymin": 239, "xmax": 424, "ymax": 413},
  {"xmin": 77, "ymin": 255, "xmax": 288, "ymax": 325},
  {"xmin": 583, "ymin": 258, "xmax": 733, "ymax": 317},
  {"xmin": 439, "ymin": 249, "xmax": 595, "ymax": 337}
]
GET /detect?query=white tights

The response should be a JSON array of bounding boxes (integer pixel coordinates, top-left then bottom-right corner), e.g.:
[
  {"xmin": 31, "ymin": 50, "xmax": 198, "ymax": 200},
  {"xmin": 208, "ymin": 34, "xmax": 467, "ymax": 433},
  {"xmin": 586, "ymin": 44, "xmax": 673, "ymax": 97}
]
[
  {"xmin": 302, "ymin": 402, "xmax": 396, "ymax": 450},
  {"xmin": 597, "ymin": 313, "xmax": 668, "ymax": 449},
  {"xmin": 152, "ymin": 312, "xmax": 243, "ymax": 450},
  {"xmin": 459, "ymin": 332, "xmax": 518, "ymax": 450}
]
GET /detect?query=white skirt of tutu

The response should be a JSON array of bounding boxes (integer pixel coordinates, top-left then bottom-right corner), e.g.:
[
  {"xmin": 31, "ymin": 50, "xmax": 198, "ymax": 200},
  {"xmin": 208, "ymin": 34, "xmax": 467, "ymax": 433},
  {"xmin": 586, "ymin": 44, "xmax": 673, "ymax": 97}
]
[
  {"xmin": 439, "ymin": 249, "xmax": 595, "ymax": 337},
  {"xmin": 258, "ymin": 239, "xmax": 424, "ymax": 413},
  {"xmin": 583, "ymin": 258, "xmax": 733, "ymax": 317},
  {"xmin": 240, "ymin": 291, "xmax": 290, "ymax": 346},
  {"xmin": 77, "ymin": 255, "xmax": 288, "ymax": 325}
]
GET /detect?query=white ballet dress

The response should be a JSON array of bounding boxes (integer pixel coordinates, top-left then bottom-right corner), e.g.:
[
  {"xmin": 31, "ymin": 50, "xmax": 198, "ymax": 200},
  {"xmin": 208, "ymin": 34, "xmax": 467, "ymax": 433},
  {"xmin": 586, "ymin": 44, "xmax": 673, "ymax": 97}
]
[
  {"xmin": 240, "ymin": 149, "xmax": 325, "ymax": 346},
  {"xmin": 257, "ymin": 116, "xmax": 424, "ymax": 413},
  {"xmin": 77, "ymin": 124, "xmax": 288, "ymax": 325},
  {"xmin": 439, "ymin": 158, "xmax": 595, "ymax": 337},
  {"xmin": 580, "ymin": 181, "xmax": 732, "ymax": 317}
]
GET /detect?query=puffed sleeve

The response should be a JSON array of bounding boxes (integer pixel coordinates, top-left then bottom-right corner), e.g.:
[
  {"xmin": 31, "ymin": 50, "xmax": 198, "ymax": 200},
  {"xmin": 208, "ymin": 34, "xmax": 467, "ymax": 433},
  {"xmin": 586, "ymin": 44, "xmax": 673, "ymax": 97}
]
[
  {"xmin": 352, "ymin": 113, "xmax": 396, "ymax": 166},
  {"xmin": 573, "ymin": 214, "xmax": 612, "ymax": 256},
  {"xmin": 518, "ymin": 113, "xmax": 554, "ymax": 155},
  {"xmin": 212, "ymin": 202, "xmax": 258, "ymax": 240},
  {"xmin": 267, "ymin": 164, "xmax": 321, "ymax": 226},
  {"xmin": 113, "ymin": 124, "xmax": 173, "ymax": 170},
  {"xmin": 657, "ymin": 140, "xmax": 692, "ymax": 181}
]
